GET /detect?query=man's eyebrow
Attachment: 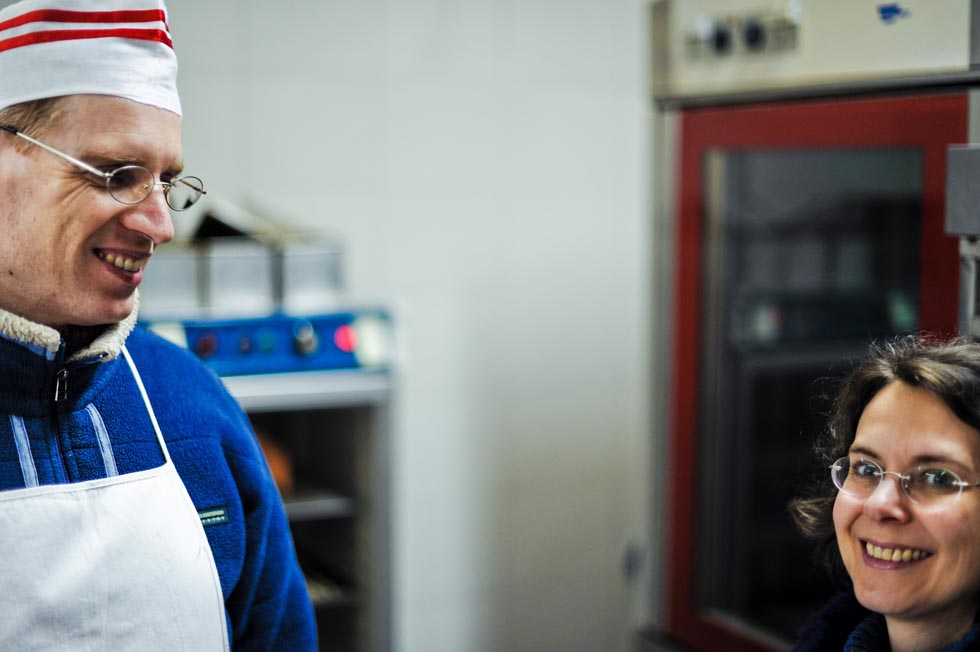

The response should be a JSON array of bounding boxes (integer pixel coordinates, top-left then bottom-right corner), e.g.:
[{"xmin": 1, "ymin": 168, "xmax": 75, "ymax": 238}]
[
  {"xmin": 78, "ymin": 150, "xmax": 184, "ymax": 175},
  {"xmin": 78, "ymin": 151, "xmax": 141, "ymax": 166}
]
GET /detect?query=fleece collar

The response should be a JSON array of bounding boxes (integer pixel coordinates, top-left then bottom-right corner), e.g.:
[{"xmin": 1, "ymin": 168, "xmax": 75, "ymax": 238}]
[
  {"xmin": 0, "ymin": 294, "xmax": 139, "ymax": 363},
  {"xmin": 0, "ymin": 296, "xmax": 141, "ymax": 417}
]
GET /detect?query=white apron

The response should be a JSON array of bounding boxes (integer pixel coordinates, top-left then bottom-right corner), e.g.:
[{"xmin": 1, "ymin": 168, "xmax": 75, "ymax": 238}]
[{"xmin": 0, "ymin": 346, "xmax": 229, "ymax": 652}]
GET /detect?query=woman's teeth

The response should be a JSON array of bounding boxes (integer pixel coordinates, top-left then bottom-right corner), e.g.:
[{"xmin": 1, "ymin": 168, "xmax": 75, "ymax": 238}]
[
  {"xmin": 101, "ymin": 252, "xmax": 143, "ymax": 272},
  {"xmin": 866, "ymin": 541, "xmax": 930, "ymax": 562}
]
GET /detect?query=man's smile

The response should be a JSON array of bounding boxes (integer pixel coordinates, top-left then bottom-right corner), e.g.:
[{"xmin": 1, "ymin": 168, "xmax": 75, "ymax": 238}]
[{"xmin": 96, "ymin": 249, "xmax": 148, "ymax": 273}]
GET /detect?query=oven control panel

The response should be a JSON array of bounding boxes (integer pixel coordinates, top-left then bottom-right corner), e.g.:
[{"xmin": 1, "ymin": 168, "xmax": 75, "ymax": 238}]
[
  {"xmin": 683, "ymin": 7, "xmax": 799, "ymax": 60},
  {"xmin": 654, "ymin": 0, "xmax": 971, "ymax": 100},
  {"xmin": 141, "ymin": 310, "xmax": 394, "ymax": 377}
]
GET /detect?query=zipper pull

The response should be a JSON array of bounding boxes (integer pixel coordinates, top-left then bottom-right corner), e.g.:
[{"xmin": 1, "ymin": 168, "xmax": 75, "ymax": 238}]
[{"xmin": 54, "ymin": 368, "xmax": 68, "ymax": 403}]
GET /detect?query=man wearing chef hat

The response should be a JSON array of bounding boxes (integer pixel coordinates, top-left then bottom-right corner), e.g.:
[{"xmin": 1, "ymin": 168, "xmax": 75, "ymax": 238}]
[{"xmin": 0, "ymin": 1, "xmax": 316, "ymax": 649}]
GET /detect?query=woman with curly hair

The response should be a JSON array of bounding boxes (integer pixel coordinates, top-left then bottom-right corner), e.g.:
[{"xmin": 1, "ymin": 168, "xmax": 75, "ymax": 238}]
[{"xmin": 790, "ymin": 337, "xmax": 980, "ymax": 651}]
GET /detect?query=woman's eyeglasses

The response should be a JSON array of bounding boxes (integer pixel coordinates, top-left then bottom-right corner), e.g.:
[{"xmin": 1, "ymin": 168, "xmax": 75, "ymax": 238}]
[{"xmin": 831, "ymin": 456, "xmax": 980, "ymax": 505}]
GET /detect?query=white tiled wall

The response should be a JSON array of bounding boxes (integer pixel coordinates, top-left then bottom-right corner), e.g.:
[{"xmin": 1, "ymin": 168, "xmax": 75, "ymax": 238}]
[{"xmin": 168, "ymin": 2, "xmax": 653, "ymax": 650}]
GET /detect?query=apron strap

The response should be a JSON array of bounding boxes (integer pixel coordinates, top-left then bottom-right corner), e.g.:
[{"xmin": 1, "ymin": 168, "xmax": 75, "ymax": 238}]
[{"xmin": 120, "ymin": 346, "xmax": 172, "ymax": 465}]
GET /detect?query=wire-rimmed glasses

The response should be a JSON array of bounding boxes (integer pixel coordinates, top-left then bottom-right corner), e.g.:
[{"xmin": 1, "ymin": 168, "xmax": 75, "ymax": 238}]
[
  {"xmin": 0, "ymin": 124, "xmax": 205, "ymax": 211},
  {"xmin": 830, "ymin": 456, "xmax": 980, "ymax": 506}
]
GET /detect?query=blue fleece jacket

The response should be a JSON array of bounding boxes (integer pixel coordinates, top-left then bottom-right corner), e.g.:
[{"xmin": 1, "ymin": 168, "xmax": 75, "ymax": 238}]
[{"xmin": 0, "ymin": 308, "xmax": 317, "ymax": 651}]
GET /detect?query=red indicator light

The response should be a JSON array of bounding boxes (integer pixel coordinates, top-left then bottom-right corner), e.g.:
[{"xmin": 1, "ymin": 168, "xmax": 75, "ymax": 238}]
[{"xmin": 334, "ymin": 324, "xmax": 357, "ymax": 353}]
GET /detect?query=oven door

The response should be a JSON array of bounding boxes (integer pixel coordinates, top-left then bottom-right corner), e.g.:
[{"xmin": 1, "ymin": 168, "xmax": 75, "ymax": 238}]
[{"xmin": 664, "ymin": 93, "xmax": 967, "ymax": 651}]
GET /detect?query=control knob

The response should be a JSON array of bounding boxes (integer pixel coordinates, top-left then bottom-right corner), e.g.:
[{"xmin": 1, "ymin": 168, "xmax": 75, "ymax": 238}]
[
  {"xmin": 711, "ymin": 23, "xmax": 732, "ymax": 55},
  {"xmin": 292, "ymin": 320, "xmax": 320, "ymax": 356},
  {"xmin": 742, "ymin": 18, "xmax": 766, "ymax": 51}
]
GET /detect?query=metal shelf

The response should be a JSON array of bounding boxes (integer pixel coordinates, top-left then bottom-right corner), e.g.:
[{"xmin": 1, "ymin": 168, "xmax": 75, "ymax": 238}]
[
  {"xmin": 222, "ymin": 369, "xmax": 392, "ymax": 412},
  {"xmin": 224, "ymin": 366, "xmax": 393, "ymax": 652},
  {"xmin": 303, "ymin": 569, "xmax": 357, "ymax": 609},
  {"xmin": 285, "ymin": 490, "xmax": 356, "ymax": 521}
]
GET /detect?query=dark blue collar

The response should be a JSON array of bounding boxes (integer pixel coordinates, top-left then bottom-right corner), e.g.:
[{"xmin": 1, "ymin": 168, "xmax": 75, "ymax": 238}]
[{"xmin": 843, "ymin": 611, "xmax": 980, "ymax": 652}]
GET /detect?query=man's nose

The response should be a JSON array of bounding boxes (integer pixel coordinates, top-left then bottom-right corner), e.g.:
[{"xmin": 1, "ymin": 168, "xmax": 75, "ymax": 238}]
[{"xmin": 121, "ymin": 188, "xmax": 175, "ymax": 245}]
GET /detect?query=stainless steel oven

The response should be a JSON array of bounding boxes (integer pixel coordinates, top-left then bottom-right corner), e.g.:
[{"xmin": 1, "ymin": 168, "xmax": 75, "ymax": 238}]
[{"xmin": 643, "ymin": 2, "xmax": 980, "ymax": 650}]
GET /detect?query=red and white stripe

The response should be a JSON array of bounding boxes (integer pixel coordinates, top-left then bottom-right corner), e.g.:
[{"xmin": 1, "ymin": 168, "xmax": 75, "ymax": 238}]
[
  {"xmin": 0, "ymin": 0, "xmax": 180, "ymax": 116},
  {"xmin": 0, "ymin": 7, "xmax": 172, "ymax": 54}
]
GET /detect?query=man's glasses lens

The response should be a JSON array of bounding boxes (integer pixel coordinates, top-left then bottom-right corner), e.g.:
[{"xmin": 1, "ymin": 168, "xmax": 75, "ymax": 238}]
[
  {"xmin": 106, "ymin": 166, "xmax": 154, "ymax": 205},
  {"xmin": 830, "ymin": 456, "xmax": 966, "ymax": 505},
  {"xmin": 166, "ymin": 176, "xmax": 205, "ymax": 211},
  {"xmin": 105, "ymin": 166, "xmax": 204, "ymax": 211}
]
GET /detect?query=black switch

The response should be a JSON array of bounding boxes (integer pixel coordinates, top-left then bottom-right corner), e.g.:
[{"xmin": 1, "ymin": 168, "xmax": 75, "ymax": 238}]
[{"xmin": 743, "ymin": 19, "xmax": 767, "ymax": 51}]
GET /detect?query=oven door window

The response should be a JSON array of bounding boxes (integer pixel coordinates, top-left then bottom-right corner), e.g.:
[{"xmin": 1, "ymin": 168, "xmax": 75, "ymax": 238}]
[{"xmin": 695, "ymin": 147, "xmax": 922, "ymax": 642}]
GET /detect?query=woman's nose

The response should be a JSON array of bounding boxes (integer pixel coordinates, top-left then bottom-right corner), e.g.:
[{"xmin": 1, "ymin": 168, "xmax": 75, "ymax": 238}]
[{"xmin": 863, "ymin": 473, "xmax": 913, "ymax": 522}]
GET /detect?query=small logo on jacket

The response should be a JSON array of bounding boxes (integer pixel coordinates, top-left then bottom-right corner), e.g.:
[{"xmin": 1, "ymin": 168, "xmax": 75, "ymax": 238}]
[{"xmin": 198, "ymin": 506, "xmax": 230, "ymax": 527}]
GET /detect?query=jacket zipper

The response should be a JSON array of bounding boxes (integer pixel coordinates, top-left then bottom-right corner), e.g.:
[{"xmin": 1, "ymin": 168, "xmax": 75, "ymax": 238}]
[
  {"xmin": 50, "ymin": 356, "xmax": 105, "ymax": 483},
  {"xmin": 49, "ymin": 349, "xmax": 70, "ymax": 483},
  {"xmin": 54, "ymin": 368, "xmax": 68, "ymax": 403}
]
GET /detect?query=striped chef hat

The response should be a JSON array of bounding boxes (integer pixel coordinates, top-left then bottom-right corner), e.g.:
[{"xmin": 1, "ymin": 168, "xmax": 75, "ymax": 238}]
[{"xmin": 0, "ymin": 0, "xmax": 180, "ymax": 115}]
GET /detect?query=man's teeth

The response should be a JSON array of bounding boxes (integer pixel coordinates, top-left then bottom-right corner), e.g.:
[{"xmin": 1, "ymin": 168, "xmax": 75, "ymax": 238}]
[
  {"xmin": 866, "ymin": 541, "xmax": 929, "ymax": 562},
  {"xmin": 102, "ymin": 253, "xmax": 143, "ymax": 272}
]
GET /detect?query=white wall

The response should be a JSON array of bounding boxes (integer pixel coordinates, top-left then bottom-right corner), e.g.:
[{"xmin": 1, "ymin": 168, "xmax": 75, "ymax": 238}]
[{"xmin": 169, "ymin": 2, "xmax": 653, "ymax": 650}]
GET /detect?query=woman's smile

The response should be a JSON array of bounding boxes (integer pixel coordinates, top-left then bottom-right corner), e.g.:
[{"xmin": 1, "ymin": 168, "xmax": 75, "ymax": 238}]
[{"xmin": 860, "ymin": 538, "xmax": 934, "ymax": 566}]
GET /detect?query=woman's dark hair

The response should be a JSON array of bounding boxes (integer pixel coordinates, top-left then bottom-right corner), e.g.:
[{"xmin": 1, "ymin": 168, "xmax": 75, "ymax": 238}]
[{"xmin": 789, "ymin": 335, "xmax": 980, "ymax": 581}]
